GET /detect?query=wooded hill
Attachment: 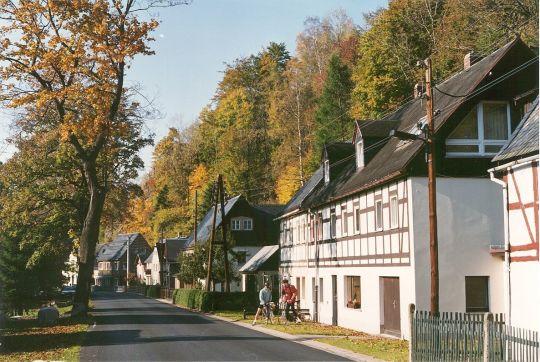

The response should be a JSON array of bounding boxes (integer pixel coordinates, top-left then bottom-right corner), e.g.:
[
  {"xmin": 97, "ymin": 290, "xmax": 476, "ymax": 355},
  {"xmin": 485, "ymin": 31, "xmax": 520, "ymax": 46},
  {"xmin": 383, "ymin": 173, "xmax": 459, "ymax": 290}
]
[{"xmin": 119, "ymin": 1, "xmax": 538, "ymax": 244}]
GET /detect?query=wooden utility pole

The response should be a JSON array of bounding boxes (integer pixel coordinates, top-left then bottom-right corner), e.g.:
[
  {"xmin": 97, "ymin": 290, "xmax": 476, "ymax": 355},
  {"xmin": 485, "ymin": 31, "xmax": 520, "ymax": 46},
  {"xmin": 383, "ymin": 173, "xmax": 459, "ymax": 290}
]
[
  {"xmin": 218, "ymin": 175, "xmax": 231, "ymax": 292},
  {"xmin": 425, "ymin": 58, "xmax": 439, "ymax": 313},
  {"xmin": 194, "ymin": 190, "xmax": 198, "ymax": 244},
  {"xmin": 205, "ymin": 181, "xmax": 219, "ymax": 292}
]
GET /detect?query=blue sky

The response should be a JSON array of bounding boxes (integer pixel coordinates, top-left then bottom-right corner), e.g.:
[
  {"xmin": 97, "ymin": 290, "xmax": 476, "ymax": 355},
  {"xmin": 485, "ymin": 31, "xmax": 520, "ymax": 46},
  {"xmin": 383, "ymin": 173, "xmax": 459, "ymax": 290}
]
[{"xmin": 0, "ymin": 0, "xmax": 388, "ymax": 170}]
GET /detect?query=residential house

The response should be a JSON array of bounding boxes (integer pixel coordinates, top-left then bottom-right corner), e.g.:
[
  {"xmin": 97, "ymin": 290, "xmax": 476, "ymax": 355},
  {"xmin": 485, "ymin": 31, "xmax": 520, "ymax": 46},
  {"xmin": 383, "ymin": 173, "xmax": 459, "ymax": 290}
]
[
  {"xmin": 278, "ymin": 39, "xmax": 538, "ymax": 338},
  {"xmin": 489, "ymin": 97, "xmax": 539, "ymax": 332},
  {"xmin": 182, "ymin": 195, "xmax": 283, "ymax": 292},
  {"xmin": 239, "ymin": 244, "xmax": 281, "ymax": 293},
  {"xmin": 94, "ymin": 233, "xmax": 152, "ymax": 287},
  {"xmin": 62, "ymin": 252, "xmax": 78, "ymax": 286},
  {"xmin": 160, "ymin": 236, "xmax": 190, "ymax": 289},
  {"xmin": 143, "ymin": 246, "xmax": 162, "ymax": 286}
]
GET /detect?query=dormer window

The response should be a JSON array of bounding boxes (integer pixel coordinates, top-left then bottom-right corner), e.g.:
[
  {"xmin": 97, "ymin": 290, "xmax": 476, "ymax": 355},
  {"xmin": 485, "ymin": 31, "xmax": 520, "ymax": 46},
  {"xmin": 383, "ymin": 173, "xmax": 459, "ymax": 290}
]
[
  {"xmin": 231, "ymin": 217, "xmax": 253, "ymax": 231},
  {"xmin": 356, "ymin": 139, "xmax": 364, "ymax": 169},
  {"xmin": 446, "ymin": 101, "xmax": 511, "ymax": 157},
  {"xmin": 324, "ymin": 159, "xmax": 330, "ymax": 184}
]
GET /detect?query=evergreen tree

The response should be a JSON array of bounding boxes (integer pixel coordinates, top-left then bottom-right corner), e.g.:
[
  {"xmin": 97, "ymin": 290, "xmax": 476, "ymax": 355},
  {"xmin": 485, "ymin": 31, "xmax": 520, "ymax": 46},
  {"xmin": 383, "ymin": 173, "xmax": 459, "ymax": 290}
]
[{"xmin": 313, "ymin": 54, "xmax": 354, "ymax": 167}]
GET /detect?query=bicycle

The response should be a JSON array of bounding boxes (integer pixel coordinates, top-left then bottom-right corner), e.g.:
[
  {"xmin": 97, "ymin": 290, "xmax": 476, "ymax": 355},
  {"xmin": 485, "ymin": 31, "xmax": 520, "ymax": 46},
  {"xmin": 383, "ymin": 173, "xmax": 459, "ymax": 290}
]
[{"xmin": 262, "ymin": 302, "xmax": 275, "ymax": 324}]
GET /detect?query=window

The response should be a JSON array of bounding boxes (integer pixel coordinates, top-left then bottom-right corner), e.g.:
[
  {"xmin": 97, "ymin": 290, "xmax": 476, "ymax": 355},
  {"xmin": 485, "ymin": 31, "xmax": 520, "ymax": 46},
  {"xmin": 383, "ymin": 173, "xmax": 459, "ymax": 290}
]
[
  {"xmin": 375, "ymin": 200, "xmax": 383, "ymax": 230},
  {"xmin": 319, "ymin": 277, "xmax": 324, "ymax": 302},
  {"xmin": 390, "ymin": 196, "xmax": 398, "ymax": 228},
  {"xmin": 355, "ymin": 208, "xmax": 360, "ymax": 233},
  {"xmin": 446, "ymin": 101, "xmax": 511, "ymax": 156},
  {"xmin": 465, "ymin": 276, "xmax": 489, "ymax": 312},
  {"xmin": 342, "ymin": 205, "xmax": 348, "ymax": 235},
  {"xmin": 243, "ymin": 218, "xmax": 253, "ymax": 230},
  {"xmin": 232, "ymin": 217, "xmax": 253, "ymax": 231},
  {"xmin": 324, "ymin": 159, "xmax": 330, "ymax": 184},
  {"xmin": 301, "ymin": 277, "xmax": 305, "ymax": 301},
  {"xmin": 345, "ymin": 276, "xmax": 361, "ymax": 309},
  {"xmin": 356, "ymin": 140, "xmax": 364, "ymax": 168},
  {"xmin": 330, "ymin": 209, "xmax": 336, "ymax": 238}
]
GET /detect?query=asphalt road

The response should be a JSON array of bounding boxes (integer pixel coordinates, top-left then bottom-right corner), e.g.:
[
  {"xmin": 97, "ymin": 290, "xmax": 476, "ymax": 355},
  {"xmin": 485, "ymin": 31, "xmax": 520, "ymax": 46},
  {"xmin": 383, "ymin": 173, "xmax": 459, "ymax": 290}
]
[{"xmin": 80, "ymin": 292, "xmax": 350, "ymax": 361}]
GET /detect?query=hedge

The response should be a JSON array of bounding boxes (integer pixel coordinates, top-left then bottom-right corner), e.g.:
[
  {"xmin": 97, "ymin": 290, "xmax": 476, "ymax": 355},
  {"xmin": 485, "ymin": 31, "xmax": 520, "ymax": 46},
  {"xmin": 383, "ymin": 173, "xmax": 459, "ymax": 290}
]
[
  {"xmin": 146, "ymin": 285, "xmax": 161, "ymax": 298},
  {"xmin": 172, "ymin": 289, "xmax": 257, "ymax": 312}
]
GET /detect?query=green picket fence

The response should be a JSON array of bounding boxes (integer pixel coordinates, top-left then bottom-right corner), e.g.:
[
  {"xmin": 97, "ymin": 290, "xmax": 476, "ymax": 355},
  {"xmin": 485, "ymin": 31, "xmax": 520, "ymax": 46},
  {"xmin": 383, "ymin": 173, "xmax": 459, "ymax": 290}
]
[{"xmin": 410, "ymin": 305, "xmax": 538, "ymax": 361}]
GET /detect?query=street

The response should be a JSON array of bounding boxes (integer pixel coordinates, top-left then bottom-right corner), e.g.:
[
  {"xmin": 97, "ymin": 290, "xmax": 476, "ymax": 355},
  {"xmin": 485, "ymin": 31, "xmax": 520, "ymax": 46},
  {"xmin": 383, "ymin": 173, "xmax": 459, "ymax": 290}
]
[{"xmin": 80, "ymin": 292, "xmax": 350, "ymax": 361}]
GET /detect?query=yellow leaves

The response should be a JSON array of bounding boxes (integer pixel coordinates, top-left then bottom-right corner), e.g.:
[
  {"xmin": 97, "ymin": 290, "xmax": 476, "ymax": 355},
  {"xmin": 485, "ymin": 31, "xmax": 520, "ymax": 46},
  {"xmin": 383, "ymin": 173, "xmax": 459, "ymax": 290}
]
[
  {"xmin": 188, "ymin": 164, "xmax": 209, "ymax": 193},
  {"xmin": 275, "ymin": 164, "xmax": 302, "ymax": 204}
]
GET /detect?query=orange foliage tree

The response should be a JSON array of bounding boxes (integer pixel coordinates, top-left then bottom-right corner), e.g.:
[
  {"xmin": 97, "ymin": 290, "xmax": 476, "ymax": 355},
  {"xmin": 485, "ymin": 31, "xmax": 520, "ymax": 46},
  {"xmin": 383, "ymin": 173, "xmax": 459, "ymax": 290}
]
[{"xmin": 0, "ymin": 0, "xmax": 186, "ymax": 313}]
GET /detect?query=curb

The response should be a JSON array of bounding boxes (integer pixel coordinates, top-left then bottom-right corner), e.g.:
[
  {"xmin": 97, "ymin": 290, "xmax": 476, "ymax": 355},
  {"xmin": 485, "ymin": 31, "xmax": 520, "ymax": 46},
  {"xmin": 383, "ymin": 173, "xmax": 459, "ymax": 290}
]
[{"xmin": 155, "ymin": 298, "xmax": 384, "ymax": 362}]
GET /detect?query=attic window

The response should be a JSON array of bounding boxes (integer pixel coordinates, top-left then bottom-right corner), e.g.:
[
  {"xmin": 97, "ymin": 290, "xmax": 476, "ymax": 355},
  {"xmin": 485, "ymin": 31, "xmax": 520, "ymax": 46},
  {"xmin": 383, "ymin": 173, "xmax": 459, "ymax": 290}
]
[
  {"xmin": 446, "ymin": 101, "xmax": 511, "ymax": 157},
  {"xmin": 324, "ymin": 159, "xmax": 330, "ymax": 184},
  {"xmin": 356, "ymin": 139, "xmax": 364, "ymax": 169}
]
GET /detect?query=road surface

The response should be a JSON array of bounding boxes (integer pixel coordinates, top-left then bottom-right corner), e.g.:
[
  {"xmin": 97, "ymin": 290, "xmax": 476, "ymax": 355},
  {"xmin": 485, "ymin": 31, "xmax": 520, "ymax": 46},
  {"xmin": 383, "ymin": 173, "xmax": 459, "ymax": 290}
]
[{"xmin": 80, "ymin": 291, "xmax": 350, "ymax": 361}]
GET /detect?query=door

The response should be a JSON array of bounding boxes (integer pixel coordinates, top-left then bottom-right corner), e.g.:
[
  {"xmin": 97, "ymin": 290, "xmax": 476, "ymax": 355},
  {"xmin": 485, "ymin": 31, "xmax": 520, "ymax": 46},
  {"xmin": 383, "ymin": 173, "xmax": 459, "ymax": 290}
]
[
  {"xmin": 382, "ymin": 277, "xmax": 401, "ymax": 335},
  {"xmin": 331, "ymin": 275, "xmax": 338, "ymax": 326}
]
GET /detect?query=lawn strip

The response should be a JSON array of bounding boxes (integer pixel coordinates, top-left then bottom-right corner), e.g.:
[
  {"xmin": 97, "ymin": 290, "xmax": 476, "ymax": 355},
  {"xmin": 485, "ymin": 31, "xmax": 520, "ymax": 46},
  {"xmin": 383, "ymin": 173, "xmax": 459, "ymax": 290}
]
[{"xmin": 315, "ymin": 337, "xmax": 408, "ymax": 362}]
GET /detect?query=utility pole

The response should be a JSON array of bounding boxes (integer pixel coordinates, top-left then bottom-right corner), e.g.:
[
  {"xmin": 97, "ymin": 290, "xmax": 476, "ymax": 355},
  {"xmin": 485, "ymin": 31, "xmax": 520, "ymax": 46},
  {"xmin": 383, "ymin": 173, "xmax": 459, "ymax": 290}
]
[
  {"xmin": 218, "ymin": 175, "xmax": 231, "ymax": 292},
  {"xmin": 206, "ymin": 180, "xmax": 219, "ymax": 292},
  {"xmin": 126, "ymin": 236, "xmax": 130, "ymax": 291},
  {"xmin": 194, "ymin": 190, "xmax": 198, "ymax": 244},
  {"xmin": 425, "ymin": 57, "xmax": 439, "ymax": 314}
]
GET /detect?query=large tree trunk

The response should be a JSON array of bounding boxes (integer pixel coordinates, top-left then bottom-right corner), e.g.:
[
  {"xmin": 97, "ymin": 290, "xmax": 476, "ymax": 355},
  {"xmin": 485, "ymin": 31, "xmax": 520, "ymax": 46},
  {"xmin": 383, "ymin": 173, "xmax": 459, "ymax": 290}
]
[{"xmin": 72, "ymin": 159, "xmax": 106, "ymax": 316}]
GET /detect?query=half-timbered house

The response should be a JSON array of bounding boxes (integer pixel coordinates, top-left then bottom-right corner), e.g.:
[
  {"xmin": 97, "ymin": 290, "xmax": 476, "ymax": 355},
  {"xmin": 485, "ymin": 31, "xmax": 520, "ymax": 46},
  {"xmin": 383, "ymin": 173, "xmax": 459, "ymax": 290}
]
[
  {"xmin": 489, "ymin": 97, "xmax": 539, "ymax": 332},
  {"xmin": 278, "ymin": 38, "xmax": 538, "ymax": 338}
]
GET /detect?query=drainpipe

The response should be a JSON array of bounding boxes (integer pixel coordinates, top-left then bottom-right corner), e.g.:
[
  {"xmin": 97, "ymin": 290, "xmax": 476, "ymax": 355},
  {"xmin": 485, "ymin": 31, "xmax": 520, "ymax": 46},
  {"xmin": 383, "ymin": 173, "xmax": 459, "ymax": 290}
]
[{"xmin": 489, "ymin": 169, "xmax": 511, "ymax": 326}]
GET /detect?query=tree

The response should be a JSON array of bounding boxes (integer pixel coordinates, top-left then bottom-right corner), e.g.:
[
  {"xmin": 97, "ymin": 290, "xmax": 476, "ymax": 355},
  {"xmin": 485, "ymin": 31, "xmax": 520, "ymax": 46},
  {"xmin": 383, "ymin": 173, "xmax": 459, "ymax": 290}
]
[
  {"xmin": 312, "ymin": 54, "xmax": 354, "ymax": 167},
  {"xmin": 0, "ymin": 0, "xmax": 182, "ymax": 314}
]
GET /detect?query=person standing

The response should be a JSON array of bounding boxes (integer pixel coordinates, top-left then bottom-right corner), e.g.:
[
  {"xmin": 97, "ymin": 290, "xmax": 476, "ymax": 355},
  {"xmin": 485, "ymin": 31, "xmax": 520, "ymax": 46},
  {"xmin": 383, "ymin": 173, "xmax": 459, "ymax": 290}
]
[
  {"xmin": 252, "ymin": 282, "xmax": 272, "ymax": 326},
  {"xmin": 281, "ymin": 278, "xmax": 301, "ymax": 323}
]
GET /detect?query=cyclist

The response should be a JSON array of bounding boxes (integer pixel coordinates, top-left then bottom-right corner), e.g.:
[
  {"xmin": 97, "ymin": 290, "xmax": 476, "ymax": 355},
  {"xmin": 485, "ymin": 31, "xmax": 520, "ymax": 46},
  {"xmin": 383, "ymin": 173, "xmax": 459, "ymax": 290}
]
[{"xmin": 252, "ymin": 282, "xmax": 272, "ymax": 326}]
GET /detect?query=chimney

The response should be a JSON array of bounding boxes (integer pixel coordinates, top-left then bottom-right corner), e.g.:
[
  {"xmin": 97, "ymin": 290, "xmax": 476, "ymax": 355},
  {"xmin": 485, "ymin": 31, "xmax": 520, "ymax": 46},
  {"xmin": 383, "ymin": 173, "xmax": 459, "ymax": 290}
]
[{"xmin": 464, "ymin": 51, "xmax": 482, "ymax": 70}]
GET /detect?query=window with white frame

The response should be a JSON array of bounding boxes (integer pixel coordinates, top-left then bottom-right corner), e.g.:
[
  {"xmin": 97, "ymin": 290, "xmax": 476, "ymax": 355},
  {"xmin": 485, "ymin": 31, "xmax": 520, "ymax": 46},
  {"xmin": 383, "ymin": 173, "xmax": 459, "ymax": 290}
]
[
  {"xmin": 345, "ymin": 276, "xmax": 361, "ymax": 309},
  {"xmin": 390, "ymin": 196, "xmax": 398, "ymax": 228},
  {"xmin": 446, "ymin": 101, "xmax": 511, "ymax": 156},
  {"xmin": 232, "ymin": 219, "xmax": 241, "ymax": 230},
  {"xmin": 375, "ymin": 200, "xmax": 383, "ymax": 230},
  {"xmin": 243, "ymin": 218, "xmax": 253, "ymax": 230},
  {"xmin": 341, "ymin": 205, "xmax": 348, "ymax": 235},
  {"xmin": 330, "ymin": 209, "xmax": 336, "ymax": 238},
  {"xmin": 319, "ymin": 277, "xmax": 324, "ymax": 302}
]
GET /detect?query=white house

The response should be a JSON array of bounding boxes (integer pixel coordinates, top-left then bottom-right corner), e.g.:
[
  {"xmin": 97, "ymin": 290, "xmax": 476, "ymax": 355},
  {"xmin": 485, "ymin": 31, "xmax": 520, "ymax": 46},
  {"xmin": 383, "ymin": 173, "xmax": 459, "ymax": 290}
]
[
  {"xmin": 278, "ymin": 39, "xmax": 538, "ymax": 339},
  {"xmin": 489, "ymin": 98, "xmax": 539, "ymax": 332},
  {"xmin": 143, "ymin": 247, "xmax": 162, "ymax": 286}
]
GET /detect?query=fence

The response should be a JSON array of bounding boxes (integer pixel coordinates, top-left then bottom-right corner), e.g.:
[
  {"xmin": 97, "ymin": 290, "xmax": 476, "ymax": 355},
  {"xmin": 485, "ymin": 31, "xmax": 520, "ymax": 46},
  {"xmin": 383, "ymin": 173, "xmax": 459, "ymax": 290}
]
[
  {"xmin": 409, "ymin": 304, "xmax": 539, "ymax": 361},
  {"xmin": 160, "ymin": 288, "xmax": 173, "ymax": 300}
]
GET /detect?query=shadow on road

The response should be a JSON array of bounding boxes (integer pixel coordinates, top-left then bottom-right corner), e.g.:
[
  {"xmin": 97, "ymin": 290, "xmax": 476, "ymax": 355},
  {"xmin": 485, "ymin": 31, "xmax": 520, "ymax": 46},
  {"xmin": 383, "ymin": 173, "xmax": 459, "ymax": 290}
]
[
  {"xmin": 92, "ymin": 314, "xmax": 213, "ymax": 325},
  {"xmin": 83, "ymin": 329, "xmax": 281, "ymax": 347}
]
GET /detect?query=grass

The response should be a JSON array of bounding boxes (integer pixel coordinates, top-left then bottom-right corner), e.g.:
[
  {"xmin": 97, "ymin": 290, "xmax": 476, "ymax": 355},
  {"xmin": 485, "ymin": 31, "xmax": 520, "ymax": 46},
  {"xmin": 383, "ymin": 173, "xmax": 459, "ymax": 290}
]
[
  {"xmin": 0, "ymin": 306, "xmax": 93, "ymax": 362},
  {"xmin": 210, "ymin": 310, "xmax": 408, "ymax": 361},
  {"xmin": 317, "ymin": 337, "xmax": 409, "ymax": 362}
]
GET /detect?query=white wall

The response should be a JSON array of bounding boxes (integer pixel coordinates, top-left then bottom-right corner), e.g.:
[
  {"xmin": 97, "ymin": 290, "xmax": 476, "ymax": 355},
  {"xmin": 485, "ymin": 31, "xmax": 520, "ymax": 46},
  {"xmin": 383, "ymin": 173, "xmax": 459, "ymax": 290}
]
[
  {"xmin": 410, "ymin": 177, "xmax": 505, "ymax": 313},
  {"xmin": 305, "ymin": 265, "xmax": 416, "ymax": 339}
]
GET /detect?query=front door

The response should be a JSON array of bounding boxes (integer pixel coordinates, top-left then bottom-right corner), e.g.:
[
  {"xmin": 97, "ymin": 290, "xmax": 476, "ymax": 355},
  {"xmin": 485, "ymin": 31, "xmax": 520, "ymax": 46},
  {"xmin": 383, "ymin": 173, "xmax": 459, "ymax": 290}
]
[
  {"xmin": 382, "ymin": 277, "xmax": 401, "ymax": 336},
  {"xmin": 332, "ymin": 275, "xmax": 338, "ymax": 326}
]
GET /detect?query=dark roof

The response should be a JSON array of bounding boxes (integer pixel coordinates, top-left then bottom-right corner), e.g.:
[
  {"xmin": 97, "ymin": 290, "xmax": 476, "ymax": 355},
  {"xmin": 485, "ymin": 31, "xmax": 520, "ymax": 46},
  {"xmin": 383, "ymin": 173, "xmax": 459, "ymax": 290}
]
[
  {"xmin": 295, "ymin": 38, "xmax": 537, "ymax": 209},
  {"xmin": 95, "ymin": 233, "xmax": 143, "ymax": 262},
  {"xmin": 492, "ymin": 97, "xmax": 539, "ymax": 163},
  {"xmin": 354, "ymin": 120, "xmax": 400, "ymax": 140},
  {"xmin": 253, "ymin": 204, "xmax": 285, "ymax": 216},
  {"xmin": 162, "ymin": 237, "xmax": 189, "ymax": 262},
  {"xmin": 185, "ymin": 195, "xmax": 242, "ymax": 247},
  {"xmin": 279, "ymin": 166, "xmax": 323, "ymax": 216}
]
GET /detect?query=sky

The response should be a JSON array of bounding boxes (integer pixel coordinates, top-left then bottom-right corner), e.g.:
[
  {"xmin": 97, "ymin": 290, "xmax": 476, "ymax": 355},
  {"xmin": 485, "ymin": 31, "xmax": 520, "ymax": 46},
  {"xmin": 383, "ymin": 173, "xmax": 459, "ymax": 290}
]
[{"xmin": 0, "ymin": 0, "xmax": 388, "ymax": 173}]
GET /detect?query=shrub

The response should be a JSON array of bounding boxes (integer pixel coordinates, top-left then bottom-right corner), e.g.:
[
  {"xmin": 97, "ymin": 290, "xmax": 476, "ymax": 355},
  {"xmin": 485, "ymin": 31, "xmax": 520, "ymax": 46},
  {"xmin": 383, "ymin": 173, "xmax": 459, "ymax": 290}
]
[
  {"xmin": 172, "ymin": 289, "xmax": 258, "ymax": 312},
  {"xmin": 146, "ymin": 285, "xmax": 161, "ymax": 298}
]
